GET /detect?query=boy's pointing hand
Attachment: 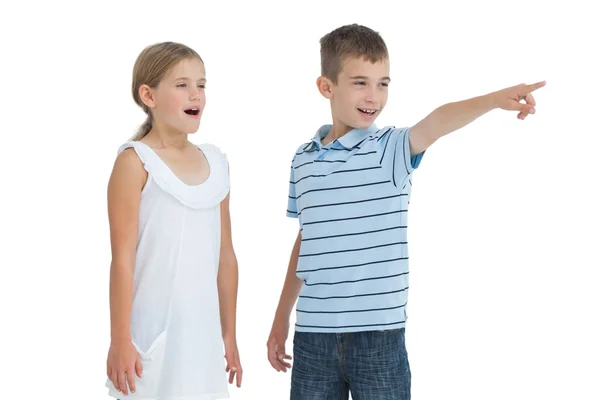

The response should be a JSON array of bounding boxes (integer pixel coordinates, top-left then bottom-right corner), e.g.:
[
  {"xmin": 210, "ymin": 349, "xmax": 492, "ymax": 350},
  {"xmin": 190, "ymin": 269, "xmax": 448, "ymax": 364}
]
[{"xmin": 493, "ymin": 81, "xmax": 546, "ymax": 120}]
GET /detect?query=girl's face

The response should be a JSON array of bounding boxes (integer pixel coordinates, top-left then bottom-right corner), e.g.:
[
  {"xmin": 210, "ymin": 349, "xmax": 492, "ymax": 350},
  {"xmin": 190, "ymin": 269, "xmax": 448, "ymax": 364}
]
[{"xmin": 149, "ymin": 57, "xmax": 207, "ymax": 135}]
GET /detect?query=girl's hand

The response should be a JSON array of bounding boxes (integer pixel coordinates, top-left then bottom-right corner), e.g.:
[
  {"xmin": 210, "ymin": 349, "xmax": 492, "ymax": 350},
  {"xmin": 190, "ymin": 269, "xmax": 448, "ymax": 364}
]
[
  {"xmin": 224, "ymin": 338, "xmax": 243, "ymax": 388},
  {"xmin": 106, "ymin": 340, "xmax": 143, "ymax": 396}
]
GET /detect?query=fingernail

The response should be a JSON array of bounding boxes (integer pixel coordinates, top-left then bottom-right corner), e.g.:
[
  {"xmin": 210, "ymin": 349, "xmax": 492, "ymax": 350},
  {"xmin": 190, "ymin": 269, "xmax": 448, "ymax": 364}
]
[{"xmin": 529, "ymin": 108, "xmax": 535, "ymax": 114}]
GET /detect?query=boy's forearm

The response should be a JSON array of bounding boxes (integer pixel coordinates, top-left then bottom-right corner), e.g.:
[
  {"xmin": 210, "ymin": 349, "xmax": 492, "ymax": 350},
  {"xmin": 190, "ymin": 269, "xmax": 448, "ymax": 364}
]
[
  {"xmin": 275, "ymin": 275, "xmax": 303, "ymax": 322},
  {"xmin": 274, "ymin": 232, "xmax": 303, "ymax": 322},
  {"xmin": 410, "ymin": 92, "xmax": 497, "ymax": 153},
  {"xmin": 218, "ymin": 254, "xmax": 238, "ymax": 342},
  {"xmin": 109, "ymin": 261, "xmax": 134, "ymax": 342},
  {"xmin": 433, "ymin": 92, "xmax": 497, "ymax": 136}
]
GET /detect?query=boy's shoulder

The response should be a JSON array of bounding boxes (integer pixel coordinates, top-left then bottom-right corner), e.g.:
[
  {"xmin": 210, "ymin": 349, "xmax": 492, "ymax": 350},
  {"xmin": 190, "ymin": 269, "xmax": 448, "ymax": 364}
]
[
  {"xmin": 289, "ymin": 124, "xmax": 329, "ymax": 159},
  {"xmin": 293, "ymin": 141, "xmax": 315, "ymax": 155}
]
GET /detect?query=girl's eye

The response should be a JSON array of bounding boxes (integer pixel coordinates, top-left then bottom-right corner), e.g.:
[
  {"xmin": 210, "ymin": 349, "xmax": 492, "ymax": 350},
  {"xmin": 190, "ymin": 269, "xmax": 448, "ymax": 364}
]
[
  {"xmin": 198, "ymin": 84, "xmax": 205, "ymax": 89},
  {"xmin": 177, "ymin": 83, "xmax": 186, "ymax": 88}
]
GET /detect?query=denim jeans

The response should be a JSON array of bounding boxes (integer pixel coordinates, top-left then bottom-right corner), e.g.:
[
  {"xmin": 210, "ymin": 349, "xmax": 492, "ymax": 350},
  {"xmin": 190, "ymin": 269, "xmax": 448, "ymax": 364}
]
[{"xmin": 290, "ymin": 328, "xmax": 411, "ymax": 400}]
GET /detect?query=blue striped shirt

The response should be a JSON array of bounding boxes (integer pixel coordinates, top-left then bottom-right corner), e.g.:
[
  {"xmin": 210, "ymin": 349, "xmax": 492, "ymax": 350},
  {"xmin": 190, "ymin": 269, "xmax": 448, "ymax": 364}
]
[{"xmin": 287, "ymin": 124, "xmax": 424, "ymax": 333}]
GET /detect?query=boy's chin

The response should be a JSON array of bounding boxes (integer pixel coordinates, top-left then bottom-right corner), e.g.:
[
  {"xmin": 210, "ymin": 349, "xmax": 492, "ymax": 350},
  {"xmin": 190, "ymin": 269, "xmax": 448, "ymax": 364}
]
[{"xmin": 352, "ymin": 118, "xmax": 377, "ymax": 130}]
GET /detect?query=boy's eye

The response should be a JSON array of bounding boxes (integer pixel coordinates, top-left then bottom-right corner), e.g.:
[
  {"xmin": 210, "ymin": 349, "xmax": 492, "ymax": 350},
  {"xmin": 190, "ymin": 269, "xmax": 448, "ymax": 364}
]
[
  {"xmin": 380, "ymin": 83, "xmax": 389, "ymax": 87},
  {"xmin": 198, "ymin": 84, "xmax": 205, "ymax": 89},
  {"xmin": 177, "ymin": 83, "xmax": 187, "ymax": 88},
  {"xmin": 354, "ymin": 81, "xmax": 366, "ymax": 86}
]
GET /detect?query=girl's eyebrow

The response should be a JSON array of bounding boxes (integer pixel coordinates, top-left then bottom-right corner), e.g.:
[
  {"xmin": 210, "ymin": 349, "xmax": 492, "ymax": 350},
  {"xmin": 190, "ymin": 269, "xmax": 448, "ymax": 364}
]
[{"xmin": 173, "ymin": 77, "xmax": 206, "ymax": 82}]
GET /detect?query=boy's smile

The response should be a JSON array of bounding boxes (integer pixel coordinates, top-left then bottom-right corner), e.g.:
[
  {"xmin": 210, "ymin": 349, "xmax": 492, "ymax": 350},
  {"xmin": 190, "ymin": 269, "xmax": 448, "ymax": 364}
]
[
  {"xmin": 358, "ymin": 107, "xmax": 378, "ymax": 120},
  {"xmin": 319, "ymin": 56, "xmax": 390, "ymax": 136}
]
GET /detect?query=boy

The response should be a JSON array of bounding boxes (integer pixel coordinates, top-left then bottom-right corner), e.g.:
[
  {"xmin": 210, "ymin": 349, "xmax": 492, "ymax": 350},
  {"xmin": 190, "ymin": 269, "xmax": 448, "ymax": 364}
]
[{"xmin": 267, "ymin": 24, "xmax": 544, "ymax": 399}]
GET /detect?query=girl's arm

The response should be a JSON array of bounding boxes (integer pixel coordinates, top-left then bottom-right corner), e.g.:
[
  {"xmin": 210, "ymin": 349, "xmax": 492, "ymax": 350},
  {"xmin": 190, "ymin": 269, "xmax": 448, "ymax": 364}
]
[
  {"xmin": 106, "ymin": 148, "xmax": 147, "ymax": 395},
  {"xmin": 217, "ymin": 191, "xmax": 243, "ymax": 387},
  {"xmin": 218, "ymin": 192, "xmax": 238, "ymax": 340}
]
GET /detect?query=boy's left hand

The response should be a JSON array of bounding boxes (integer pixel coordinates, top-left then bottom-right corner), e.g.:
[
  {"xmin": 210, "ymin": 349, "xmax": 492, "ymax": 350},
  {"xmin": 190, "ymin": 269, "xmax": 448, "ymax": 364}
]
[
  {"xmin": 493, "ymin": 81, "xmax": 546, "ymax": 120},
  {"xmin": 224, "ymin": 338, "xmax": 243, "ymax": 387}
]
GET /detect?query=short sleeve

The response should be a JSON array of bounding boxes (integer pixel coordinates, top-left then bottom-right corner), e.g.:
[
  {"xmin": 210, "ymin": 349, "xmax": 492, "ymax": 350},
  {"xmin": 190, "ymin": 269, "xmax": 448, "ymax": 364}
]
[
  {"xmin": 391, "ymin": 127, "xmax": 424, "ymax": 186},
  {"xmin": 286, "ymin": 164, "xmax": 298, "ymax": 218}
]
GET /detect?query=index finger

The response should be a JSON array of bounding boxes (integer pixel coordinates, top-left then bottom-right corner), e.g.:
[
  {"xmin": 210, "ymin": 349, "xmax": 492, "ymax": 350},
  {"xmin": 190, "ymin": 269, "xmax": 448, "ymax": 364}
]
[
  {"xmin": 110, "ymin": 370, "xmax": 119, "ymax": 392},
  {"xmin": 527, "ymin": 81, "xmax": 546, "ymax": 93},
  {"xmin": 237, "ymin": 367, "xmax": 243, "ymax": 387}
]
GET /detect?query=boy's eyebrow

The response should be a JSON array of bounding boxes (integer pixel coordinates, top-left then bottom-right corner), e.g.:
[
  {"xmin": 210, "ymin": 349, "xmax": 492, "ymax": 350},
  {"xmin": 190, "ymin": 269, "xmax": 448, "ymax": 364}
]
[{"xmin": 349, "ymin": 75, "xmax": 391, "ymax": 81}]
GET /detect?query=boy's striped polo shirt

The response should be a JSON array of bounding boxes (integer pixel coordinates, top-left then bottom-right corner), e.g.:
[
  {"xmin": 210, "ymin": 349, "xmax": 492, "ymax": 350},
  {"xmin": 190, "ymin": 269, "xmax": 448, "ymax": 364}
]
[{"xmin": 287, "ymin": 124, "xmax": 424, "ymax": 333}]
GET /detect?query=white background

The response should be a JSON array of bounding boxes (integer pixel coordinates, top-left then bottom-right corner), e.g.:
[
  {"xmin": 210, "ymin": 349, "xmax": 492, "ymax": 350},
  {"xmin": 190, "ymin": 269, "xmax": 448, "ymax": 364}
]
[{"xmin": 1, "ymin": 0, "xmax": 599, "ymax": 399}]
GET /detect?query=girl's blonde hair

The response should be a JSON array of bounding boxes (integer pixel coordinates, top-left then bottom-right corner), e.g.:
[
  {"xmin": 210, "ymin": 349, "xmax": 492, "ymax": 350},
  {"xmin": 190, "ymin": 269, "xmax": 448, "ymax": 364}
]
[{"xmin": 131, "ymin": 42, "xmax": 203, "ymax": 141}]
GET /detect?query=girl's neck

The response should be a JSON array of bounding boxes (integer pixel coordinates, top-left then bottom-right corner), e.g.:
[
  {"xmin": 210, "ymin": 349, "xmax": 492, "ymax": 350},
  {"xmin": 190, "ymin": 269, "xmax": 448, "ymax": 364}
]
[{"xmin": 144, "ymin": 126, "xmax": 189, "ymax": 149}]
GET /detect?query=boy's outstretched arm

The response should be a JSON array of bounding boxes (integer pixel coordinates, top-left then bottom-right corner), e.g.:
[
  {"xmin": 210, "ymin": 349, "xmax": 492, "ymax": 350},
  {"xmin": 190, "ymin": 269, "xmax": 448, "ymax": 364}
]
[{"xmin": 409, "ymin": 81, "xmax": 546, "ymax": 156}]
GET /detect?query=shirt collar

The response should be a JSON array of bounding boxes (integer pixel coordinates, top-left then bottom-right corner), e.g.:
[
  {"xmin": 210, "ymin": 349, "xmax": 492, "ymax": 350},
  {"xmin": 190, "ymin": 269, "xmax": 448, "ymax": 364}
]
[{"xmin": 307, "ymin": 123, "xmax": 379, "ymax": 151}]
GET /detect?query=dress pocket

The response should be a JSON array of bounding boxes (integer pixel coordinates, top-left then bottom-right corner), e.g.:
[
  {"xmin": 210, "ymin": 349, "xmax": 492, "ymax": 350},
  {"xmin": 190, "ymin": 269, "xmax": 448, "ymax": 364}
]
[{"xmin": 105, "ymin": 330, "xmax": 168, "ymax": 398}]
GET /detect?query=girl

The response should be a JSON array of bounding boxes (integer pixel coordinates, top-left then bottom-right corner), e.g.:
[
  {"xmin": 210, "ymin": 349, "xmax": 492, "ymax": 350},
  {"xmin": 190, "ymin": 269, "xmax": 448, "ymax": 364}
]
[{"xmin": 105, "ymin": 42, "xmax": 242, "ymax": 400}]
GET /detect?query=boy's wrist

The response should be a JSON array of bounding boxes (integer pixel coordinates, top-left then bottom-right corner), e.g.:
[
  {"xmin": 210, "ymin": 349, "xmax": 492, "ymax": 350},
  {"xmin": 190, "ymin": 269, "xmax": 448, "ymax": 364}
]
[
  {"xmin": 486, "ymin": 91, "xmax": 501, "ymax": 110},
  {"xmin": 274, "ymin": 309, "xmax": 291, "ymax": 325}
]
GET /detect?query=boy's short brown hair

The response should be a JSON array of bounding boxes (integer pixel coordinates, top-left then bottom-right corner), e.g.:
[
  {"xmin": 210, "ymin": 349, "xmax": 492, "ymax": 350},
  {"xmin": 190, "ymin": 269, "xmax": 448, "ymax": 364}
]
[{"xmin": 320, "ymin": 24, "xmax": 389, "ymax": 84}]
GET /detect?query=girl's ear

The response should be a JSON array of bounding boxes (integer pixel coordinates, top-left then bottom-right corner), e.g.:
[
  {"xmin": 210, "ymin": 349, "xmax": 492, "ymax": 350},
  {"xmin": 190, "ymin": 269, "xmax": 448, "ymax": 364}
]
[{"xmin": 139, "ymin": 84, "xmax": 157, "ymax": 109}]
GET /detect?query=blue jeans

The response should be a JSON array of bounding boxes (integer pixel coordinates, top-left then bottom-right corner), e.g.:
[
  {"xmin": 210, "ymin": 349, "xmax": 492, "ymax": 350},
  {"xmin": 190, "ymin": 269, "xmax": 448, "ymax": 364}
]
[{"xmin": 290, "ymin": 328, "xmax": 411, "ymax": 400}]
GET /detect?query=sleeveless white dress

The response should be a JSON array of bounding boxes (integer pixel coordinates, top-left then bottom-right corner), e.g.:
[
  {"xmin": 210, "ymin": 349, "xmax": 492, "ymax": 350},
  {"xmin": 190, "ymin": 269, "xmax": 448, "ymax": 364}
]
[{"xmin": 105, "ymin": 141, "xmax": 230, "ymax": 400}]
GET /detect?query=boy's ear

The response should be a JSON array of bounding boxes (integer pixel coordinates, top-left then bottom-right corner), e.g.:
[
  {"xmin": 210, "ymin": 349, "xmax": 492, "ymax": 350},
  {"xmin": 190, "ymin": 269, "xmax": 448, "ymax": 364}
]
[
  {"xmin": 139, "ymin": 84, "xmax": 157, "ymax": 109},
  {"xmin": 316, "ymin": 76, "xmax": 334, "ymax": 99}
]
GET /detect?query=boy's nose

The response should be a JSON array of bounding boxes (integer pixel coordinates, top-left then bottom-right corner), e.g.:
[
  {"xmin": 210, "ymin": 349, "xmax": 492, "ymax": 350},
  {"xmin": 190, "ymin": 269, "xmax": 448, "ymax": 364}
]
[
  {"xmin": 364, "ymin": 89, "xmax": 378, "ymax": 103},
  {"xmin": 363, "ymin": 95, "xmax": 379, "ymax": 106}
]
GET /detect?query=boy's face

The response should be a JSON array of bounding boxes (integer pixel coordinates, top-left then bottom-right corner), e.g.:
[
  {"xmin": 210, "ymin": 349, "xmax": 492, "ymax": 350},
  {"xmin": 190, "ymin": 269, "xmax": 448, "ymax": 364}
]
[
  {"xmin": 149, "ymin": 57, "xmax": 207, "ymax": 134},
  {"xmin": 320, "ymin": 56, "xmax": 390, "ymax": 131}
]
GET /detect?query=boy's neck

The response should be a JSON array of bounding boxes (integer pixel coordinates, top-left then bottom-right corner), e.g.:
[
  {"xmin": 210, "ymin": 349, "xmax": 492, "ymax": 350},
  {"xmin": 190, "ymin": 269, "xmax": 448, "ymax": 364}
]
[{"xmin": 322, "ymin": 123, "xmax": 353, "ymax": 146}]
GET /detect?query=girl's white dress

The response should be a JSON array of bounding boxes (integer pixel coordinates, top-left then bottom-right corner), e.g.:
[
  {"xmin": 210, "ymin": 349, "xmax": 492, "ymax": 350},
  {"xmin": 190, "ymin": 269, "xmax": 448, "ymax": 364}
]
[{"xmin": 105, "ymin": 140, "xmax": 230, "ymax": 400}]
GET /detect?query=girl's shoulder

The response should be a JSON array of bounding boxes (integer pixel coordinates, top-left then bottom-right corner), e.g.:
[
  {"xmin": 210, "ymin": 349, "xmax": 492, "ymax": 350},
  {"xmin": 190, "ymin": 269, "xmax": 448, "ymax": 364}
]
[
  {"xmin": 196, "ymin": 142, "xmax": 227, "ymax": 159},
  {"xmin": 115, "ymin": 140, "xmax": 148, "ymax": 165},
  {"xmin": 196, "ymin": 142, "xmax": 229, "ymax": 171}
]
